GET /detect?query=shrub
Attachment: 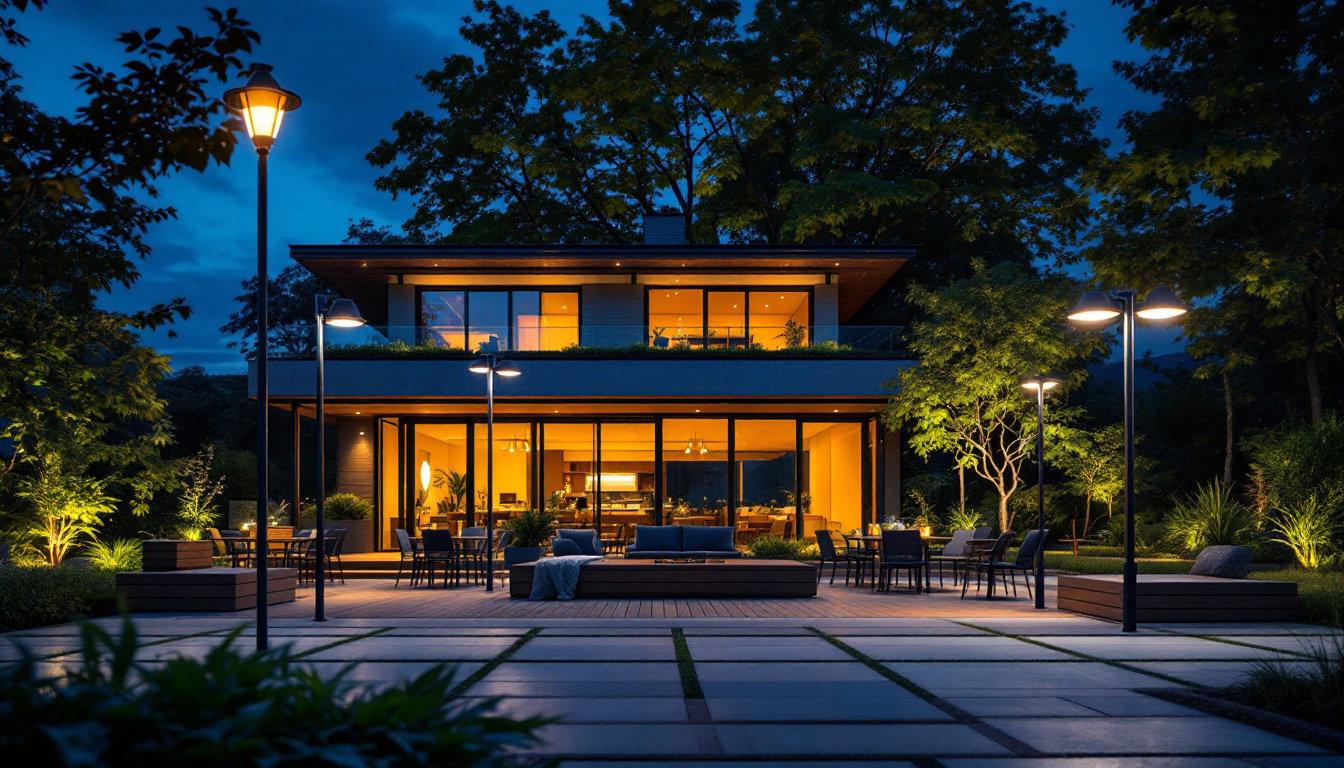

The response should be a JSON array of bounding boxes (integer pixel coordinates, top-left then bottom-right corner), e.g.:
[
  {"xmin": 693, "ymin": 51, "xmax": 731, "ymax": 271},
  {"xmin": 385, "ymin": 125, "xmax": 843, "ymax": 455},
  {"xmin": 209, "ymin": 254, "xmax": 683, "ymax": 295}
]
[
  {"xmin": 1163, "ymin": 481, "xmax": 1254, "ymax": 552},
  {"xmin": 0, "ymin": 617, "xmax": 547, "ymax": 765},
  {"xmin": 1267, "ymin": 496, "xmax": 1343, "ymax": 570},
  {"xmin": 943, "ymin": 507, "xmax": 984, "ymax": 533},
  {"xmin": 502, "ymin": 508, "xmax": 557, "ymax": 548},
  {"xmin": 1246, "ymin": 412, "xmax": 1344, "ymax": 513},
  {"xmin": 745, "ymin": 535, "xmax": 815, "ymax": 561},
  {"xmin": 175, "ymin": 446, "xmax": 224, "ymax": 539},
  {"xmin": 1250, "ymin": 568, "xmax": 1344, "ymax": 629},
  {"xmin": 1041, "ymin": 553, "xmax": 1193, "ymax": 575},
  {"xmin": 323, "ymin": 492, "xmax": 373, "ymax": 521},
  {"xmin": 1225, "ymin": 632, "xmax": 1344, "ymax": 731},
  {"xmin": 0, "ymin": 566, "xmax": 117, "ymax": 632},
  {"xmin": 85, "ymin": 538, "xmax": 143, "ymax": 572}
]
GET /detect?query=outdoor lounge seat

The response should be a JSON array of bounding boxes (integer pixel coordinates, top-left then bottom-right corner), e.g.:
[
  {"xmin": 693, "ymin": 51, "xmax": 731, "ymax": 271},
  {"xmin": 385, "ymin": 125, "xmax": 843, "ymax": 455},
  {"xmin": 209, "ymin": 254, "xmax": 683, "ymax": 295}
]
[
  {"xmin": 551, "ymin": 528, "xmax": 603, "ymax": 556},
  {"xmin": 623, "ymin": 525, "xmax": 742, "ymax": 559}
]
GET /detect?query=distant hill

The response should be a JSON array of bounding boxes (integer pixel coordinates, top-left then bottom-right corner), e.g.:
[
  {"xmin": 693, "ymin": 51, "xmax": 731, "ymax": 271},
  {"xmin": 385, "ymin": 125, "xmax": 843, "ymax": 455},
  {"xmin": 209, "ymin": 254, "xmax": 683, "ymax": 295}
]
[{"xmin": 1089, "ymin": 352, "xmax": 1196, "ymax": 391}]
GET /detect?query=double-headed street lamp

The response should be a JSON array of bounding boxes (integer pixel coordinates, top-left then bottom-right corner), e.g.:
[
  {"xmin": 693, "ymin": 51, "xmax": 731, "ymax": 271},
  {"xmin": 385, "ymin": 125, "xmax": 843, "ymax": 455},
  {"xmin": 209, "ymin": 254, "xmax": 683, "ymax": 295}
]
[
  {"xmin": 1021, "ymin": 375, "xmax": 1062, "ymax": 610},
  {"xmin": 469, "ymin": 355, "xmax": 521, "ymax": 592},
  {"xmin": 224, "ymin": 64, "xmax": 300, "ymax": 652},
  {"xmin": 1067, "ymin": 286, "xmax": 1186, "ymax": 632},
  {"xmin": 313, "ymin": 296, "xmax": 365, "ymax": 621}
]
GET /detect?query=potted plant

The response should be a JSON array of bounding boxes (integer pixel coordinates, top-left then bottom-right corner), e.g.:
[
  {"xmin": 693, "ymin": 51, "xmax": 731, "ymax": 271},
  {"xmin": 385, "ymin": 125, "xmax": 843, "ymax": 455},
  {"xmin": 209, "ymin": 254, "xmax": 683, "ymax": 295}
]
[
  {"xmin": 650, "ymin": 327, "xmax": 669, "ymax": 348},
  {"xmin": 501, "ymin": 507, "xmax": 557, "ymax": 568}
]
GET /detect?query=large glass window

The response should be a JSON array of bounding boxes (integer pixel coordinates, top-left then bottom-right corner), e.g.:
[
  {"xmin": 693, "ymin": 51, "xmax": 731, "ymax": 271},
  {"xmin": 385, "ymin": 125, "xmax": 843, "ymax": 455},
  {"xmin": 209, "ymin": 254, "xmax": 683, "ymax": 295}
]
[
  {"xmin": 648, "ymin": 288, "xmax": 704, "ymax": 348},
  {"xmin": 421, "ymin": 291, "xmax": 465, "ymax": 348},
  {"xmin": 473, "ymin": 422, "xmax": 531, "ymax": 529},
  {"xmin": 802, "ymin": 423, "xmax": 862, "ymax": 536},
  {"xmin": 538, "ymin": 292, "xmax": 578, "ymax": 350},
  {"xmin": 413, "ymin": 423, "xmax": 469, "ymax": 534},
  {"xmin": 379, "ymin": 419, "xmax": 401, "ymax": 548},
  {"xmin": 707, "ymin": 291, "xmax": 746, "ymax": 348},
  {"xmin": 735, "ymin": 420, "xmax": 797, "ymax": 541},
  {"xmin": 598, "ymin": 423, "xmax": 655, "ymax": 545},
  {"xmin": 541, "ymin": 423, "xmax": 595, "ymax": 528},
  {"xmin": 467, "ymin": 291, "xmax": 508, "ymax": 354},
  {"xmin": 751, "ymin": 291, "xmax": 810, "ymax": 349},
  {"xmin": 663, "ymin": 419, "xmax": 728, "ymax": 527}
]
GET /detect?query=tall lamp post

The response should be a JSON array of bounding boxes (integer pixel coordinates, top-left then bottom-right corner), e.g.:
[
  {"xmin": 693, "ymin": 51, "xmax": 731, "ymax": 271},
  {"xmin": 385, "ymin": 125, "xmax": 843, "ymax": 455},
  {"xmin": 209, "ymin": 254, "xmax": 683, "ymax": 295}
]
[
  {"xmin": 224, "ymin": 64, "xmax": 300, "ymax": 652},
  {"xmin": 469, "ymin": 354, "xmax": 521, "ymax": 592},
  {"xmin": 313, "ymin": 296, "xmax": 365, "ymax": 621},
  {"xmin": 1067, "ymin": 286, "xmax": 1186, "ymax": 631},
  {"xmin": 1021, "ymin": 375, "xmax": 1062, "ymax": 610}
]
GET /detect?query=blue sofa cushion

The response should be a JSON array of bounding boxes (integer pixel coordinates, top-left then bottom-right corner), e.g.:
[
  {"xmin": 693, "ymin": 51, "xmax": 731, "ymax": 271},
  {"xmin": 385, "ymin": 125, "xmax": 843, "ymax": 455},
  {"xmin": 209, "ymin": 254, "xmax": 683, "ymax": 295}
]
[
  {"xmin": 551, "ymin": 538, "xmax": 582, "ymax": 557},
  {"xmin": 683, "ymin": 526, "xmax": 735, "ymax": 553},
  {"xmin": 556, "ymin": 528, "xmax": 602, "ymax": 556},
  {"xmin": 632, "ymin": 525, "xmax": 681, "ymax": 552}
]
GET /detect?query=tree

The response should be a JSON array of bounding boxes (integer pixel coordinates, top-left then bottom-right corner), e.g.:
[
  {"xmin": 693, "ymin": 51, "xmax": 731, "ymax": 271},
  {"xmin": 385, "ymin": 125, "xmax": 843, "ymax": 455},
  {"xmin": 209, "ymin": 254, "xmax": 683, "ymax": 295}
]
[
  {"xmin": 369, "ymin": 0, "xmax": 1104, "ymax": 295},
  {"xmin": 1084, "ymin": 0, "xmax": 1343, "ymax": 423},
  {"xmin": 1055, "ymin": 423, "xmax": 1127, "ymax": 539},
  {"xmin": 175, "ymin": 446, "xmax": 224, "ymax": 540},
  {"xmin": 884, "ymin": 262, "xmax": 1110, "ymax": 530},
  {"xmin": 13, "ymin": 433, "xmax": 117, "ymax": 566},
  {"xmin": 220, "ymin": 265, "xmax": 332, "ymax": 358}
]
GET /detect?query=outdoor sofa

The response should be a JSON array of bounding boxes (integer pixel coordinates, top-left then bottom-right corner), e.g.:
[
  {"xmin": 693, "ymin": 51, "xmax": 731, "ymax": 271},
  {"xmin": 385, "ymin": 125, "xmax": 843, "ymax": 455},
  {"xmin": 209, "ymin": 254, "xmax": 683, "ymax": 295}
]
[{"xmin": 622, "ymin": 525, "xmax": 742, "ymax": 559}]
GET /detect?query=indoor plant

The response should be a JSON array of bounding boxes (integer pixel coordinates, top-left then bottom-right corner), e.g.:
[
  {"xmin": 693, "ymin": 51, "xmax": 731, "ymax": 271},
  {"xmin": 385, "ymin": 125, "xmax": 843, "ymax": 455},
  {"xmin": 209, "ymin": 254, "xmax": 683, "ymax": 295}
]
[{"xmin": 501, "ymin": 507, "xmax": 557, "ymax": 568}]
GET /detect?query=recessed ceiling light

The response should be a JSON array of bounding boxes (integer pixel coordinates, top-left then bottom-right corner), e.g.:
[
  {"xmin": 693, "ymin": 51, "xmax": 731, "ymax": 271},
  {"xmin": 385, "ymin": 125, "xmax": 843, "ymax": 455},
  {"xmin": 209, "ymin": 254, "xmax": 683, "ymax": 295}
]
[
  {"xmin": 355, "ymin": 411, "xmax": 361, "ymax": 415},
  {"xmin": 833, "ymin": 409, "xmax": 839, "ymax": 413},
  {"xmin": 616, "ymin": 262, "xmax": 621, "ymax": 266},
  {"xmin": 695, "ymin": 409, "xmax": 700, "ymax": 413},
  {"xmin": 554, "ymin": 410, "xmax": 559, "ymax": 413},
  {"xmin": 359, "ymin": 431, "xmax": 365, "ymax": 435},
  {"xmin": 835, "ymin": 262, "xmax": 840, "ymax": 266}
]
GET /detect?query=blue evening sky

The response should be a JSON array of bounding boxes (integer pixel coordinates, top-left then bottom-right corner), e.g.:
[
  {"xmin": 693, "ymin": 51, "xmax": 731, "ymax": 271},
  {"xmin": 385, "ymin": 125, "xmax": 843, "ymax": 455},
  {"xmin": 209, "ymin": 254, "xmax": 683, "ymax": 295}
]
[{"xmin": 9, "ymin": 1, "xmax": 1179, "ymax": 373}]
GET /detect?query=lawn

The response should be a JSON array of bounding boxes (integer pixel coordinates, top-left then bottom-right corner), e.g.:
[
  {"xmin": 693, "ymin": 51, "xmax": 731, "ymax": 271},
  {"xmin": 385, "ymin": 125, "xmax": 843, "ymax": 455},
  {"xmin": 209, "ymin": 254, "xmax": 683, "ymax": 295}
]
[{"xmin": 1249, "ymin": 568, "xmax": 1344, "ymax": 629}]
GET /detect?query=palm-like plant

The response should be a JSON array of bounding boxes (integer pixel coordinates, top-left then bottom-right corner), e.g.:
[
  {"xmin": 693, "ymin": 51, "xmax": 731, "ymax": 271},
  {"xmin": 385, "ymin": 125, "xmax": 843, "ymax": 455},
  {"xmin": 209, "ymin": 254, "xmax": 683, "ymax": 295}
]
[
  {"xmin": 1269, "ymin": 496, "xmax": 1342, "ymax": 569},
  {"xmin": 85, "ymin": 538, "xmax": 143, "ymax": 572},
  {"xmin": 1164, "ymin": 480, "xmax": 1254, "ymax": 552},
  {"xmin": 433, "ymin": 469, "xmax": 468, "ymax": 513},
  {"xmin": 944, "ymin": 507, "xmax": 984, "ymax": 532}
]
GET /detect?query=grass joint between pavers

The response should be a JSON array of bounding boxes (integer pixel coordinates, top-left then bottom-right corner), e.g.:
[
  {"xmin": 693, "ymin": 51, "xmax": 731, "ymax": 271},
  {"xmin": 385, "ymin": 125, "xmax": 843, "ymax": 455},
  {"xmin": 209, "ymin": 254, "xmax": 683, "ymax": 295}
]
[
  {"xmin": 447, "ymin": 627, "xmax": 542, "ymax": 700},
  {"xmin": 671, "ymin": 628, "xmax": 703, "ymax": 699}
]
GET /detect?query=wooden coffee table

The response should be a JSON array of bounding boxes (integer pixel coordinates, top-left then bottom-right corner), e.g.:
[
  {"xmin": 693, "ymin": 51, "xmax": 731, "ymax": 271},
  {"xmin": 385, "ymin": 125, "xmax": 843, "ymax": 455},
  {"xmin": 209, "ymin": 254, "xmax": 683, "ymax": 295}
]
[{"xmin": 509, "ymin": 559, "xmax": 818, "ymax": 599}]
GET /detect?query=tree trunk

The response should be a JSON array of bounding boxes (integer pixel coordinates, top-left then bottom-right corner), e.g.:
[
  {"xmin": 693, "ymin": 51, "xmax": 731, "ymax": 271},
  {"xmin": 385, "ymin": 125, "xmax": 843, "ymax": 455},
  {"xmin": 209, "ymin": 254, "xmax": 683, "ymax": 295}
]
[
  {"xmin": 1302, "ymin": 293, "xmax": 1323, "ymax": 424},
  {"xmin": 1222, "ymin": 368, "xmax": 1235, "ymax": 488},
  {"xmin": 998, "ymin": 494, "xmax": 1010, "ymax": 533},
  {"xmin": 959, "ymin": 465, "xmax": 965, "ymax": 517}
]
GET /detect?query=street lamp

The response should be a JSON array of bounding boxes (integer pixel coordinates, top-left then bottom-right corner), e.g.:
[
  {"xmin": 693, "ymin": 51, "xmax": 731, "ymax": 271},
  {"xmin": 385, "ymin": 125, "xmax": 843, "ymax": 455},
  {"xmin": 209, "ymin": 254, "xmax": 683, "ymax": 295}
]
[
  {"xmin": 1021, "ymin": 375, "xmax": 1062, "ymax": 610},
  {"xmin": 469, "ymin": 354, "xmax": 521, "ymax": 592},
  {"xmin": 224, "ymin": 63, "xmax": 300, "ymax": 652},
  {"xmin": 313, "ymin": 296, "xmax": 364, "ymax": 622},
  {"xmin": 1067, "ymin": 286, "xmax": 1186, "ymax": 631}
]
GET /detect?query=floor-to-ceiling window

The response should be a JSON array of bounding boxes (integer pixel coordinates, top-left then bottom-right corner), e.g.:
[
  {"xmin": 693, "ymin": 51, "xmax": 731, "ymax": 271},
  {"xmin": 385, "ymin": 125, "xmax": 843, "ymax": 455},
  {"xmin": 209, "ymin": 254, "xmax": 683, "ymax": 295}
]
[
  {"xmin": 473, "ymin": 422, "xmax": 531, "ymax": 529},
  {"xmin": 735, "ymin": 420, "xmax": 798, "ymax": 541},
  {"xmin": 662, "ymin": 419, "xmax": 728, "ymax": 526},
  {"xmin": 541, "ymin": 423, "xmax": 596, "ymax": 527},
  {"xmin": 647, "ymin": 287, "xmax": 811, "ymax": 349},
  {"xmin": 751, "ymin": 291, "xmax": 810, "ymax": 349},
  {"xmin": 412, "ymin": 423, "xmax": 469, "ymax": 534},
  {"xmin": 707, "ymin": 291, "xmax": 747, "ymax": 348},
  {"xmin": 379, "ymin": 419, "xmax": 401, "ymax": 548},
  {"xmin": 598, "ymin": 423, "xmax": 655, "ymax": 545},
  {"xmin": 421, "ymin": 289, "xmax": 578, "ymax": 351},
  {"xmin": 421, "ymin": 290, "xmax": 465, "ymax": 348},
  {"xmin": 648, "ymin": 288, "xmax": 704, "ymax": 348},
  {"xmin": 802, "ymin": 422, "xmax": 863, "ymax": 535}
]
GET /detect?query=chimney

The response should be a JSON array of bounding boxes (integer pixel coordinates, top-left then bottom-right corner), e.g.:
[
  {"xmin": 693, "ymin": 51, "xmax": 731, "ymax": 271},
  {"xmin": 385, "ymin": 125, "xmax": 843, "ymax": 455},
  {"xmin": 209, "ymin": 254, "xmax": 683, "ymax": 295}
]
[{"xmin": 642, "ymin": 212, "xmax": 687, "ymax": 244}]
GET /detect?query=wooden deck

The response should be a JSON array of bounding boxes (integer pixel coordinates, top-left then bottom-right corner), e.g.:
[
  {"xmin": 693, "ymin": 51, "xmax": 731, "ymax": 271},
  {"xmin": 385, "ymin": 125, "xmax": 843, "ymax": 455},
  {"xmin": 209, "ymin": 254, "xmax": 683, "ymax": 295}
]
[{"xmin": 263, "ymin": 574, "xmax": 1060, "ymax": 620}]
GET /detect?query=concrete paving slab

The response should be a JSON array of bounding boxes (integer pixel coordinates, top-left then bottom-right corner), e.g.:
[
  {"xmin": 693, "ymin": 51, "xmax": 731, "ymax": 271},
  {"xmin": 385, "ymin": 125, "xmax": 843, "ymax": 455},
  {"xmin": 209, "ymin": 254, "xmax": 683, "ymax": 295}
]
[
  {"xmin": 694, "ymin": 661, "xmax": 891, "ymax": 683},
  {"xmin": 1042, "ymin": 635, "xmax": 1294, "ymax": 661},
  {"xmin": 559, "ymin": 762, "xmax": 918, "ymax": 768},
  {"xmin": 705, "ymin": 695, "xmax": 951, "ymax": 722},
  {"xmin": 943, "ymin": 759, "xmax": 1258, "ymax": 767},
  {"xmin": 843, "ymin": 635, "xmax": 1074, "ymax": 661},
  {"xmin": 943, "ymin": 696, "xmax": 1104, "ymax": 717},
  {"xmin": 986, "ymin": 715, "xmax": 1328, "ymax": 755},
  {"xmin": 466, "ymin": 695, "xmax": 688, "ymax": 723},
  {"xmin": 714, "ymin": 723, "xmax": 1010, "ymax": 756},
  {"xmin": 886, "ymin": 661, "xmax": 1183, "ymax": 691},
  {"xmin": 301, "ymin": 636, "xmax": 514, "ymax": 661},
  {"xmin": 1060, "ymin": 694, "xmax": 1210, "ymax": 717},
  {"xmin": 377, "ymin": 627, "xmax": 528, "ymax": 637},
  {"xmin": 962, "ymin": 618, "xmax": 1156, "ymax": 636},
  {"xmin": 541, "ymin": 627, "xmax": 670, "ymax": 636},
  {"xmin": 682, "ymin": 627, "xmax": 813, "ymax": 636},
  {"xmin": 821, "ymin": 625, "xmax": 995, "ymax": 637},
  {"xmin": 512, "ymin": 637, "xmax": 675, "ymax": 661},
  {"xmin": 1153, "ymin": 624, "xmax": 1342, "ymax": 636},
  {"xmin": 1256, "ymin": 758, "xmax": 1344, "ymax": 767},
  {"xmin": 1127, "ymin": 660, "xmax": 1319, "ymax": 689},
  {"xmin": 298, "ymin": 660, "xmax": 484, "ymax": 685},
  {"xmin": 685, "ymin": 636, "xmax": 853, "ymax": 661},
  {"xmin": 467, "ymin": 680, "xmax": 685, "ymax": 698},
  {"xmin": 529, "ymin": 723, "xmax": 705, "ymax": 756},
  {"xmin": 1205, "ymin": 634, "xmax": 1341, "ymax": 656},
  {"xmin": 485, "ymin": 662, "xmax": 681, "ymax": 682}
]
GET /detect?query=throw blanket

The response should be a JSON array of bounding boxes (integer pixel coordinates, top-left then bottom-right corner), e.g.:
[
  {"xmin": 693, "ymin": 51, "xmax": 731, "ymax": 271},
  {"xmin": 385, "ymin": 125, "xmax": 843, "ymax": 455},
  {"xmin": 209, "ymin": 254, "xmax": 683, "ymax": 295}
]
[{"xmin": 528, "ymin": 555, "xmax": 604, "ymax": 601}]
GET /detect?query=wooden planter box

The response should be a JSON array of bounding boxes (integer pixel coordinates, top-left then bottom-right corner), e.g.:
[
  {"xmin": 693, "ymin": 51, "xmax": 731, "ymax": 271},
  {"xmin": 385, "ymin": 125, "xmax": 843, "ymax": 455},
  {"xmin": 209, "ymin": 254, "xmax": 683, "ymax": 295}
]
[
  {"xmin": 510, "ymin": 559, "xmax": 818, "ymax": 599},
  {"xmin": 142, "ymin": 540, "xmax": 215, "ymax": 571},
  {"xmin": 117, "ymin": 567, "xmax": 298, "ymax": 612},
  {"xmin": 1057, "ymin": 574, "xmax": 1298, "ymax": 623}
]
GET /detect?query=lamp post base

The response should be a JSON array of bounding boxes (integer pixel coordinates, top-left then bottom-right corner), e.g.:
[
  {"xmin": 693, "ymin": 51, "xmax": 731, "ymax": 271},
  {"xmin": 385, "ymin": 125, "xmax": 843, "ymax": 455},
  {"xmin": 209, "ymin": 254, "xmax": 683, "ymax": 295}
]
[{"xmin": 1121, "ymin": 559, "xmax": 1138, "ymax": 632}]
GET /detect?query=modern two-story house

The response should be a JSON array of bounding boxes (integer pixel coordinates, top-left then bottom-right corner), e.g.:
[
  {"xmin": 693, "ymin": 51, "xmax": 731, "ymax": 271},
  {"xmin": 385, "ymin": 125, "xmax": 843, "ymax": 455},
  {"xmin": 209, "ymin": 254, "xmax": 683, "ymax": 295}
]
[{"xmin": 253, "ymin": 214, "xmax": 914, "ymax": 552}]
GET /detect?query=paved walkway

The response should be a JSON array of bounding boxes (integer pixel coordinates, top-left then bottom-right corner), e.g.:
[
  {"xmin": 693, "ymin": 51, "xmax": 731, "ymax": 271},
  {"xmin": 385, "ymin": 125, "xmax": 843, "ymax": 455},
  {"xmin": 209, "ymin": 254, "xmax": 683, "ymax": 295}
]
[{"xmin": 5, "ymin": 609, "xmax": 1341, "ymax": 765}]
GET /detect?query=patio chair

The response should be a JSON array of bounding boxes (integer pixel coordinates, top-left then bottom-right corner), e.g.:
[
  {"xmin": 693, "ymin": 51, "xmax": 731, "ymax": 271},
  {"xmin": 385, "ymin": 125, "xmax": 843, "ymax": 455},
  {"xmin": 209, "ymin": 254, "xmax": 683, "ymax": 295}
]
[
  {"xmin": 456, "ymin": 531, "xmax": 489, "ymax": 585},
  {"xmin": 876, "ymin": 529, "xmax": 927, "ymax": 594},
  {"xmin": 973, "ymin": 526, "xmax": 993, "ymax": 539},
  {"xmin": 928, "ymin": 529, "xmax": 975, "ymax": 588},
  {"xmin": 813, "ymin": 529, "xmax": 850, "ymax": 585},
  {"xmin": 421, "ymin": 529, "xmax": 458, "ymax": 588},
  {"xmin": 492, "ymin": 529, "xmax": 514, "ymax": 588},
  {"xmin": 393, "ymin": 528, "xmax": 423, "ymax": 588},
  {"xmin": 296, "ymin": 529, "xmax": 348, "ymax": 585},
  {"xmin": 981, "ymin": 528, "xmax": 1049, "ymax": 600},
  {"xmin": 960, "ymin": 531, "xmax": 1017, "ymax": 599}
]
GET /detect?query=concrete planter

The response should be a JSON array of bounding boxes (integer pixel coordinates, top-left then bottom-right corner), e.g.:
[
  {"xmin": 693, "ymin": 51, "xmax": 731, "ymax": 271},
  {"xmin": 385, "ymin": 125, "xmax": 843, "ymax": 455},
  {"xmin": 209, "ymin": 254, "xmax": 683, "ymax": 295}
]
[{"xmin": 323, "ymin": 520, "xmax": 374, "ymax": 553}]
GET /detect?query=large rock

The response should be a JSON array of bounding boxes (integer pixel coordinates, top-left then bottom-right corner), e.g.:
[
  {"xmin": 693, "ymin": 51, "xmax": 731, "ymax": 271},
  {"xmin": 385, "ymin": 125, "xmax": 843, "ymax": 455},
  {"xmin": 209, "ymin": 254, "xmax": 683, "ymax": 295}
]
[{"xmin": 1189, "ymin": 545, "xmax": 1253, "ymax": 579}]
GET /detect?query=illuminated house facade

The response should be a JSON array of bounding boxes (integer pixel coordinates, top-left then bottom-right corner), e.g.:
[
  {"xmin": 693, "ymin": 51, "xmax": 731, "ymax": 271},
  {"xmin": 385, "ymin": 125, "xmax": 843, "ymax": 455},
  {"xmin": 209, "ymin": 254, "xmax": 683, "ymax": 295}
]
[{"xmin": 253, "ymin": 215, "xmax": 914, "ymax": 551}]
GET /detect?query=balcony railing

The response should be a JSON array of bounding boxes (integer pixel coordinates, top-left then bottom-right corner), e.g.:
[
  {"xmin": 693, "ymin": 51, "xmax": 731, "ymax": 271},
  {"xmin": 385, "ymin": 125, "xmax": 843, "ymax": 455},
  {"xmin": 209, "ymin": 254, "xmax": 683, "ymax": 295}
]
[{"xmin": 297, "ymin": 325, "xmax": 906, "ymax": 358}]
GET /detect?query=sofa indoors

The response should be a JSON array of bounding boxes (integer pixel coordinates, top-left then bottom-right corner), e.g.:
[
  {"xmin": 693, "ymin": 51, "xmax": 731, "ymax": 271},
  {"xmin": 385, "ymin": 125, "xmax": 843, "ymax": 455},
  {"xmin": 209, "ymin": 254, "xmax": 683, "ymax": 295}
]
[{"xmin": 623, "ymin": 525, "xmax": 741, "ymax": 559}]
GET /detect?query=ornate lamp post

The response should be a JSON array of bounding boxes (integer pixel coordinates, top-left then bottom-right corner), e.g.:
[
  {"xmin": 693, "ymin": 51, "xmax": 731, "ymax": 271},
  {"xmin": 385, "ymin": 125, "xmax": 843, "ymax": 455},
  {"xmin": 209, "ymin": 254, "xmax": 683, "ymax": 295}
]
[
  {"xmin": 469, "ymin": 354, "xmax": 520, "ymax": 592},
  {"xmin": 1067, "ymin": 286, "xmax": 1186, "ymax": 631},
  {"xmin": 1020, "ymin": 375, "xmax": 1062, "ymax": 610},
  {"xmin": 313, "ymin": 296, "xmax": 364, "ymax": 621},
  {"xmin": 224, "ymin": 64, "xmax": 300, "ymax": 651}
]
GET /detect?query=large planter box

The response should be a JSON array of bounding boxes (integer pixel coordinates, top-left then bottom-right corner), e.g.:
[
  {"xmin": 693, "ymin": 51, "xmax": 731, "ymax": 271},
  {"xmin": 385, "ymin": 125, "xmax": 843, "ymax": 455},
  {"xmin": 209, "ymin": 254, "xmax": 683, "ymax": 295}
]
[
  {"xmin": 1057, "ymin": 574, "xmax": 1298, "ymax": 623},
  {"xmin": 142, "ymin": 540, "xmax": 215, "ymax": 571},
  {"xmin": 117, "ymin": 567, "xmax": 297, "ymax": 612},
  {"xmin": 510, "ymin": 559, "xmax": 817, "ymax": 599},
  {"xmin": 320, "ymin": 519, "xmax": 374, "ymax": 553}
]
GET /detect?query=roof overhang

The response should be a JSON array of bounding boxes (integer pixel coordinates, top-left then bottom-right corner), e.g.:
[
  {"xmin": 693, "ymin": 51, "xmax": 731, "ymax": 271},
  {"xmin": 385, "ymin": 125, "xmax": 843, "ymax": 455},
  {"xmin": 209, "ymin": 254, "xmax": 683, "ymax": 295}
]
[{"xmin": 291, "ymin": 243, "xmax": 915, "ymax": 325}]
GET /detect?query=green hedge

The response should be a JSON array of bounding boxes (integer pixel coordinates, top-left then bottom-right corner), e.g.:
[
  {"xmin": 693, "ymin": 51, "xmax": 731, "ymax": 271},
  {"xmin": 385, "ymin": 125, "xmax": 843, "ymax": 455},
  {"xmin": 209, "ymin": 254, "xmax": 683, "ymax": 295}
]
[
  {"xmin": 1249, "ymin": 568, "xmax": 1344, "ymax": 628},
  {"xmin": 1041, "ymin": 553, "xmax": 1195, "ymax": 575},
  {"xmin": 0, "ymin": 566, "xmax": 118, "ymax": 632}
]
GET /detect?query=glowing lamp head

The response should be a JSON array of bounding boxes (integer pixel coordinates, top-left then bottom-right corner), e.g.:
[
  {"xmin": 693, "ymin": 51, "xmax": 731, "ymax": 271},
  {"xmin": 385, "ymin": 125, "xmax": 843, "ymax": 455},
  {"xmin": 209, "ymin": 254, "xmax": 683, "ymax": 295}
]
[
  {"xmin": 468, "ymin": 356, "xmax": 492, "ymax": 374},
  {"xmin": 1136, "ymin": 286, "xmax": 1188, "ymax": 320},
  {"xmin": 1020, "ymin": 376, "xmax": 1063, "ymax": 392},
  {"xmin": 223, "ymin": 64, "xmax": 301, "ymax": 151},
  {"xmin": 1067, "ymin": 291, "xmax": 1122, "ymax": 324},
  {"xmin": 322, "ymin": 298, "xmax": 365, "ymax": 328},
  {"xmin": 419, "ymin": 460, "xmax": 431, "ymax": 493},
  {"xmin": 494, "ymin": 361, "xmax": 522, "ymax": 377}
]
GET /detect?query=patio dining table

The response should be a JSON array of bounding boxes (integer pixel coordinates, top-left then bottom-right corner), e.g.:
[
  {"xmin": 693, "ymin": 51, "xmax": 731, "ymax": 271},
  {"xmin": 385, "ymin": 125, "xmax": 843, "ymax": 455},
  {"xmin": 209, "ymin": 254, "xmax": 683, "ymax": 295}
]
[
  {"xmin": 842, "ymin": 533, "xmax": 952, "ymax": 591},
  {"xmin": 226, "ymin": 536, "xmax": 314, "ymax": 568},
  {"xmin": 411, "ymin": 535, "xmax": 490, "ymax": 588}
]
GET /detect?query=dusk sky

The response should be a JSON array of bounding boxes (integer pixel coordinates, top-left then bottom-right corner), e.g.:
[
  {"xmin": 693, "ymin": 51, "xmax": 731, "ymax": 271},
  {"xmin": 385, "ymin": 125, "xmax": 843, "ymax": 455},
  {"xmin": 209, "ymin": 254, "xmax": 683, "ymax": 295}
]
[{"xmin": 10, "ymin": 0, "xmax": 1175, "ymax": 374}]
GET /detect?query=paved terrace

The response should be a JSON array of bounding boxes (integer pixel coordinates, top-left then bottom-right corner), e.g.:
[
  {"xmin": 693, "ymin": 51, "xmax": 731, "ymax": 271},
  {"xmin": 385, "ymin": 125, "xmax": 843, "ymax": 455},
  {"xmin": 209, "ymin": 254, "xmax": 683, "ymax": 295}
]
[{"xmin": 4, "ymin": 579, "xmax": 1342, "ymax": 766}]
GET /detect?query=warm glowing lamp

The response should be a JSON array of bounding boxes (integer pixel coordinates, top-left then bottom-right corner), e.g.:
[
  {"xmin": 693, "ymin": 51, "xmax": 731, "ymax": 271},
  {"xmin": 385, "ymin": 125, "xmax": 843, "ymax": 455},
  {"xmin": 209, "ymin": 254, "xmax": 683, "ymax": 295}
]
[{"xmin": 223, "ymin": 64, "xmax": 301, "ymax": 151}]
